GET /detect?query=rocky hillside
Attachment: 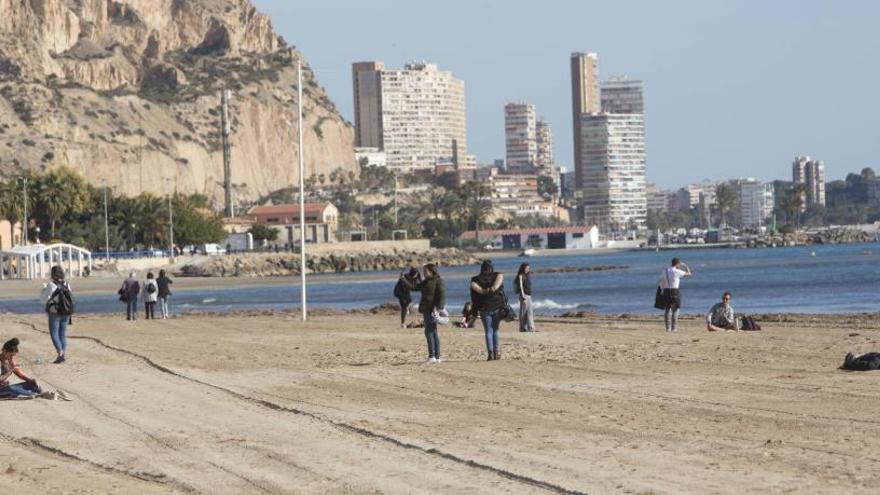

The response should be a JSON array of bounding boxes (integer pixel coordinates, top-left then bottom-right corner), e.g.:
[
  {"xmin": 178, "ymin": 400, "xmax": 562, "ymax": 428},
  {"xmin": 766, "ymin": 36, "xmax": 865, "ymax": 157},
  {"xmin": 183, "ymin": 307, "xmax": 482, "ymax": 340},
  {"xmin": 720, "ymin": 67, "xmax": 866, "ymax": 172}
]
[{"xmin": 0, "ymin": 0, "xmax": 356, "ymax": 201}]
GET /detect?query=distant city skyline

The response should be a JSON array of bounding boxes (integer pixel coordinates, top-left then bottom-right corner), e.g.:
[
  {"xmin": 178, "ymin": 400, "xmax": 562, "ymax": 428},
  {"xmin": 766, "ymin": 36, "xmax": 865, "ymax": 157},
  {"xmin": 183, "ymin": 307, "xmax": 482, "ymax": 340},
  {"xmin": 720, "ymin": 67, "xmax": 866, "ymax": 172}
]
[{"xmin": 253, "ymin": 0, "xmax": 880, "ymax": 188}]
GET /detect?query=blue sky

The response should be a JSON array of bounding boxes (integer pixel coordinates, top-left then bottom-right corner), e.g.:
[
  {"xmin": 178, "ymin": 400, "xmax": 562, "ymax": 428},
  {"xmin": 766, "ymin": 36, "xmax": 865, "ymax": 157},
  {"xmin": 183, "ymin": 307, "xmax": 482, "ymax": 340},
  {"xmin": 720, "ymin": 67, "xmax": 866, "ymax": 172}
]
[{"xmin": 253, "ymin": 0, "xmax": 880, "ymax": 189}]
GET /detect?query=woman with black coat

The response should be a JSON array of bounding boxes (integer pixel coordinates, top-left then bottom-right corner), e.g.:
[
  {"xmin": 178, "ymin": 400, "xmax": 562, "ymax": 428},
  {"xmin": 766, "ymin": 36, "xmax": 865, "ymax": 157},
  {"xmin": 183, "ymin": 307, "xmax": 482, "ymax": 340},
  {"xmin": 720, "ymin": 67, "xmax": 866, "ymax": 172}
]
[
  {"xmin": 393, "ymin": 267, "xmax": 421, "ymax": 327},
  {"xmin": 400, "ymin": 264, "xmax": 446, "ymax": 363},
  {"xmin": 470, "ymin": 260, "xmax": 506, "ymax": 361}
]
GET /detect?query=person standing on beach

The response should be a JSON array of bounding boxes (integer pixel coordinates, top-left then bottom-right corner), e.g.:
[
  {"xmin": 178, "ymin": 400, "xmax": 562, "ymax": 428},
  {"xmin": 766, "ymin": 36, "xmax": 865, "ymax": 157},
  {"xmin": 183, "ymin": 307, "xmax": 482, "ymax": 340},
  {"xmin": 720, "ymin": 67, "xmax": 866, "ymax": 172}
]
[
  {"xmin": 157, "ymin": 269, "xmax": 173, "ymax": 319},
  {"xmin": 394, "ymin": 267, "xmax": 421, "ymax": 328},
  {"xmin": 514, "ymin": 263, "xmax": 535, "ymax": 332},
  {"xmin": 143, "ymin": 272, "xmax": 158, "ymax": 320},
  {"xmin": 119, "ymin": 272, "xmax": 141, "ymax": 321},
  {"xmin": 659, "ymin": 257, "xmax": 692, "ymax": 332},
  {"xmin": 471, "ymin": 260, "xmax": 506, "ymax": 360},
  {"xmin": 400, "ymin": 264, "xmax": 446, "ymax": 363},
  {"xmin": 40, "ymin": 266, "xmax": 73, "ymax": 364}
]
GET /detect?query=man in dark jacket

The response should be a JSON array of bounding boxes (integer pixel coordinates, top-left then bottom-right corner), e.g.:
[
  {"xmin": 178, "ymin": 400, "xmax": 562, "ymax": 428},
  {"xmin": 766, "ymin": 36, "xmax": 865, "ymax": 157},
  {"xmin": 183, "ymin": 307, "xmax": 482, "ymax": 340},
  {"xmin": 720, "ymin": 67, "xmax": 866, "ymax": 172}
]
[
  {"xmin": 119, "ymin": 272, "xmax": 141, "ymax": 321},
  {"xmin": 401, "ymin": 264, "xmax": 446, "ymax": 363}
]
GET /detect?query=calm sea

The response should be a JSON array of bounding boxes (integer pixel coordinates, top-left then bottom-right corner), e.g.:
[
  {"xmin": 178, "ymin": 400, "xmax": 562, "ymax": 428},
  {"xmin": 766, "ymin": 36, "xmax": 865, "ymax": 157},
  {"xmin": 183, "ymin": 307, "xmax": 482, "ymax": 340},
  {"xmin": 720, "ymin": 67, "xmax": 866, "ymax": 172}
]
[{"xmin": 2, "ymin": 243, "xmax": 878, "ymax": 316}]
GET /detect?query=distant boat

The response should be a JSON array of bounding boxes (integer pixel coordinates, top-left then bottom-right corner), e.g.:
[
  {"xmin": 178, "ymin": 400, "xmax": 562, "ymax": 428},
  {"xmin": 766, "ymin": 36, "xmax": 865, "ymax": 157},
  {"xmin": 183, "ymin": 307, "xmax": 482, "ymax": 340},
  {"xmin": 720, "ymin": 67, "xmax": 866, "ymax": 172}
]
[{"xmin": 520, "ymin": 248, "xmax": 536, "ymax": 257}]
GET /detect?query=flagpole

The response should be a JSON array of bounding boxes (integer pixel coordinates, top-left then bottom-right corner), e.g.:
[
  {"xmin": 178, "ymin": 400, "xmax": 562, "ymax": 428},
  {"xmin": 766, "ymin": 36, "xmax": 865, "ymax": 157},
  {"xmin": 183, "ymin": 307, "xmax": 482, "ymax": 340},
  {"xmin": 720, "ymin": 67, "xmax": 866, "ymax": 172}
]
[{"xmin": 297, "ymin": 60, "xmax": 307, "ymax": 321}]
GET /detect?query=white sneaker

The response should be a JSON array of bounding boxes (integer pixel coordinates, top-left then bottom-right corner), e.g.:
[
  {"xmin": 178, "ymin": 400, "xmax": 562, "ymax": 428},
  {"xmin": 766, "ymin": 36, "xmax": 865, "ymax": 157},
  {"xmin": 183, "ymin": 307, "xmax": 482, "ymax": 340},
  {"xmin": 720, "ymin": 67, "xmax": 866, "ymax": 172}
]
[
  {"xmin": 427, "ymin": 357, "xmax": 438, "ymax": 364},
  {"xmin": 435, "ymin": 357, "xmax": 443, "ymax": 363}
]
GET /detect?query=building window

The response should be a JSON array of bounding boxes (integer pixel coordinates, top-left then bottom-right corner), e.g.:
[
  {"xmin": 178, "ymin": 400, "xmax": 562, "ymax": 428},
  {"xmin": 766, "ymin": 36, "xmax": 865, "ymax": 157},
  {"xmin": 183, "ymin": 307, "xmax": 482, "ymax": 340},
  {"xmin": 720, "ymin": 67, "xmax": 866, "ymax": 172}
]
[
  {"xmin": 267, "ymin": 217, "xmax": 280, "ymax": 223},
  {"xmin": 572, "ymin": 233, "xmax": 584, "ymax": 238}
]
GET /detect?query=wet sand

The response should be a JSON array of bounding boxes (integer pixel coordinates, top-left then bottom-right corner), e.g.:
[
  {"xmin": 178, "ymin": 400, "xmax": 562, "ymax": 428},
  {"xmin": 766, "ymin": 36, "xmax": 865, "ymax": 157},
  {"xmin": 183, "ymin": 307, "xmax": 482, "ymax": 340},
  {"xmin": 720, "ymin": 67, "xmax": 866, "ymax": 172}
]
[{"xmin": 0, "ymin": 312, "xmax": 878, "ymax": 494}]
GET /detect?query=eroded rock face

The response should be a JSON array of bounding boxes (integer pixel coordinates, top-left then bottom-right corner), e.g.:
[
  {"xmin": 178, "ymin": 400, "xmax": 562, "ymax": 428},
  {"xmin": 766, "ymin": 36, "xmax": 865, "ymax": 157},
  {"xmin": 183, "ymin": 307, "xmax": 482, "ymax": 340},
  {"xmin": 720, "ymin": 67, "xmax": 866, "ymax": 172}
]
[{"xmin": 0, "ymin": 0, "xmax": 355, "ymax": 202}]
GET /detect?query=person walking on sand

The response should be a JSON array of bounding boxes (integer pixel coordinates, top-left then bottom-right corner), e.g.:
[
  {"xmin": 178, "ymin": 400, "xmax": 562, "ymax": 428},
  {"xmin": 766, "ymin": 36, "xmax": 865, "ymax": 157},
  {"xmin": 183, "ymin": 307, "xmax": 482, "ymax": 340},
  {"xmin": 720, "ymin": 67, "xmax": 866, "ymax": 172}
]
[
  {"xmin": 143, "ymin": 272, "xmax": 158, "ymax": 320},
  {"xmin": 40, "ymin": 265, "xmax": 74, "ymax": 364},
  {"xmin": 399, "ymin": 263, "xmax": 446, "ymax": 363},
  {"xmin": 157, "ymin": 269, "xmax": 173, "ymax": 319},
  {"xmin": 0, "ymin": 338, "xmax": 68, "ymax": 400},
  {"xmin": 119, "ymin": 272, "xmax": 141, "ymax": 321},
  {"xmin": 659, "ymin": 257, "xmax": 692, "ymax": 332},
  {"xmin": 706, "ymin": 292, "xmax": 737, "ymax": 332},
  {"xmin": 394, "ymin": 267, "xmax": 421, "ymax": 328},
  {"xmin": 514, "ymin": 263, "xmax": 536, "ymax": 332},
  {"xmin": 471, "ymin": 260, "xmax": 506, "ymax": 360}
]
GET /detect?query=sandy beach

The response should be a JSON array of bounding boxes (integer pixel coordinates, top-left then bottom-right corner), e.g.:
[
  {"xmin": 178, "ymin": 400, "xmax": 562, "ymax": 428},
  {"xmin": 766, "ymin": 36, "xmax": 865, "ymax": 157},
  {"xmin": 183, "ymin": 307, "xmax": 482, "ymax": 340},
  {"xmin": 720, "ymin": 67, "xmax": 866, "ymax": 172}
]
[{"xmin": 0, "ymin": 311, "xmax": 878, "ymax": 494}]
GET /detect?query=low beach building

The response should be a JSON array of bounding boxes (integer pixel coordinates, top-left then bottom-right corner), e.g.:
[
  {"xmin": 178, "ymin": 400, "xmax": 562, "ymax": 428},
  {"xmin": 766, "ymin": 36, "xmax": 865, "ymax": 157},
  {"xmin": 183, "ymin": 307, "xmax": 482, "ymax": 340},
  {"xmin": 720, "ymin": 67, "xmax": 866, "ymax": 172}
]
[
  {"xmin": 249, "ymin": 203, "xmax": 339, "ymax": 245},
  {"xmin": 459, "ymin": 226, "xmax": 599, "ymax": 250}
]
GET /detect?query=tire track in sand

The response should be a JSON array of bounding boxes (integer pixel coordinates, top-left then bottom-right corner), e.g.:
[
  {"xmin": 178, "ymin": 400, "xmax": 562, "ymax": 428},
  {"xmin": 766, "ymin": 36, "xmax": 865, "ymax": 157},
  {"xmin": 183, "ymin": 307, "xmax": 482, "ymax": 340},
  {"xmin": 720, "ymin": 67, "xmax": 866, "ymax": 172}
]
[{"xmin": 16, "ymin": 320, "xmax": 587, "ymax": 495}]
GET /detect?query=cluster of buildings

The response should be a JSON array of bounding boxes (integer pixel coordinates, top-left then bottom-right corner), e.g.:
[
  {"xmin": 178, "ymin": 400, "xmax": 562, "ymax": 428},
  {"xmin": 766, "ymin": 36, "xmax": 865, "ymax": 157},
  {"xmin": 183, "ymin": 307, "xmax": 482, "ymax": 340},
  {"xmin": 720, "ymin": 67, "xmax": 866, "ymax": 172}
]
[
  {"xmin": 351, "ymin": 53, "xmax": 649, "ymax": 232},
  {"xmin": 647, "ymin": 155, "xmax": 829, "ymax": 230}
]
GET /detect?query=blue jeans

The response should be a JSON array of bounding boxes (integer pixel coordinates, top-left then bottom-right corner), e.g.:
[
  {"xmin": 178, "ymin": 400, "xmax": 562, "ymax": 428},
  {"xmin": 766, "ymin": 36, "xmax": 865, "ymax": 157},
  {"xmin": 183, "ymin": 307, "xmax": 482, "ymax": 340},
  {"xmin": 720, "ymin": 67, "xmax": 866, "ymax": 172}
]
[
  {"xmin": 127, "ymin": 299, "xmax": 138, "ymax": 320},
  {"xmin": 48, "ymin": 314, "xmax": 69, "ymax": 354},
  {"xmin": 423, "ymin": 311, "xmax": 440, "ymax": 358},
  {"xmin": 481, "ymin": 310, "xmax": 501, "ymax": 354},
  {"xmin": 0, "ymin": 381, "xmax": 40, "ymax": 398}
]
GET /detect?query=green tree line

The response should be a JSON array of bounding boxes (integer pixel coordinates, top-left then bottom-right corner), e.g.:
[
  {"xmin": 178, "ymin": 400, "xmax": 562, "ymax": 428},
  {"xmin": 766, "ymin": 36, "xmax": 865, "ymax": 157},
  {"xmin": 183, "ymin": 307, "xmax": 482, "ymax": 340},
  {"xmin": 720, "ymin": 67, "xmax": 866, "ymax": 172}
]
[{"xmin": 0, "ymin": 167, "xmax": 227, "ymax": 251}]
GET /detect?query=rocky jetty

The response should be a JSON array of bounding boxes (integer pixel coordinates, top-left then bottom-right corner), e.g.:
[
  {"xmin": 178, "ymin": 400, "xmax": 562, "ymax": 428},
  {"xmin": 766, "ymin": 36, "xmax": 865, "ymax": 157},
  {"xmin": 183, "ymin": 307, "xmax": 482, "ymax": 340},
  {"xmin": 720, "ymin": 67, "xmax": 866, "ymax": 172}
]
[
  {"xmin": 178, "ymin": 248, "xmax": 481, "ymax": 277},
  {"xmin": 746, "ymin": 228, "xmax": 876, "ymax": 248},
  {"xmin": 534, "ymin": 265, "xmax": 629, "ymax": 274}
]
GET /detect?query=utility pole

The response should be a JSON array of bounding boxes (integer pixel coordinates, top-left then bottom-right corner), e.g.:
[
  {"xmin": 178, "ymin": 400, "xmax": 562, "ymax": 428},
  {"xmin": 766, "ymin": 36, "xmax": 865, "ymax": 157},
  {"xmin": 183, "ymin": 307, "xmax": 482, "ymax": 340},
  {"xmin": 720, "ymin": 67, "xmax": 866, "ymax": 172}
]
[
  {"xmin": 21, "ymin": 177, "xmax": 28, "ymax": 246},
  {"xmin": 297, "ymin": 60, "xmax": 307, "ymax": 321},
  {"xmin": 221, "ymin": 89, "xmax": 233, "ymax": 218},
  {"xmin": 166, "ymin": 179, "xmax": 175, "ymax": 260},
  {"xmin": 393, "ymin": 171, "xmax": 398, "ymax": 226},
  {"xmin": 103, "ymin": 183, "xmax": 110, "ymax": 261}
]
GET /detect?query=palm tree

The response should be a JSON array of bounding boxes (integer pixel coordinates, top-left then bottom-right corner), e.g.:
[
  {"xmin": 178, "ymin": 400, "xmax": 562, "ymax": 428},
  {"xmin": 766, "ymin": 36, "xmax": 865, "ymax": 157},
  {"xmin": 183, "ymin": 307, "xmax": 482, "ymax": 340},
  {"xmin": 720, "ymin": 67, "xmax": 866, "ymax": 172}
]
[
  {"xmin": 714, "ymin": 184, "xmax": 738, "ymax": 227},
  {"xmin": 35, "ymin": 167, "xmax": 90, "ymax": 239},
  {"xmin": 780, "ymin": 183, "xmax": 806, "ymax": 230}
]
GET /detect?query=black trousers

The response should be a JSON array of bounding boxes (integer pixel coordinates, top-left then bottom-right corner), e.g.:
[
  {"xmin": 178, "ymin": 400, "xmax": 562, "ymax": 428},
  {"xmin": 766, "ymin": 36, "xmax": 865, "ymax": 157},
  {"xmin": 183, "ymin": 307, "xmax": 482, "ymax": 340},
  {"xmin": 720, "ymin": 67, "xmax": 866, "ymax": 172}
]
[{"xmin": 145, "ymin": 302, "xmax": 156, "ymax": 320}]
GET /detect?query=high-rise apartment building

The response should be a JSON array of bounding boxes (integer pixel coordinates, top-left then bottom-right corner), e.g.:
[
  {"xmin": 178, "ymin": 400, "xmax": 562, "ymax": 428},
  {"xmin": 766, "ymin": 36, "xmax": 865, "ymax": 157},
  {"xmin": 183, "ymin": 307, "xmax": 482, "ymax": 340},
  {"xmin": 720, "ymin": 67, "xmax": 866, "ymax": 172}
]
[
  {"xmin": 740, "ymin": 180, "xmax": 774, "ymax": 228},
  {"xmin": 504, "ymin": 102, "xmax": 537, "ymax": 173},
  {"xmin": 535, "ymin": 117, "xmax": 554, "ymax": 175},
  {"xmin": 352, "ymin": 61, "xmax": 467, "ymax": 171},
  {"xmin": 601, "ymin": 77, "xmax": 644, "ymax": 114},
  {"xmin": 792, "ymin": 156, "xmax": 826, "ymax": 209},
  {"xmin": 570, "ymin": 52, "xmax": 599, "ymax": 189},
  {"xmin": 579, "ymin": 113, "xmax": 647, "ymax": 231}
]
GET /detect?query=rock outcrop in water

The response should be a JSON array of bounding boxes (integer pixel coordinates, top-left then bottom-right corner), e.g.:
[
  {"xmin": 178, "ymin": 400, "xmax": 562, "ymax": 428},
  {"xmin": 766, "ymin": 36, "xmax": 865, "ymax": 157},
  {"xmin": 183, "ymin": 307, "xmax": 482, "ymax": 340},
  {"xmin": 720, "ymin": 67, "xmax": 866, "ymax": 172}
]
[
  {"xmin": 0, "ymin": 0, "xmax": 356, "ymax": 201},
  {"xmin": 178, "ymin": 248, "xmax": 482, "ymax": 277}
]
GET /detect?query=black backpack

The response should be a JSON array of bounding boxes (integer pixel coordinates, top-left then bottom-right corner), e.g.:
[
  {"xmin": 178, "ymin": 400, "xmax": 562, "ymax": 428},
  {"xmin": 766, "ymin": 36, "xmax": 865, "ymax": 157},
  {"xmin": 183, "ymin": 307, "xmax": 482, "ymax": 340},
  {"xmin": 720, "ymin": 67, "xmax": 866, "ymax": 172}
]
[
  {"xmin": 49, "ymin": 284, "xmax": 75, "ymax": 316},
  {"xmin": 146, "ymin": 282, "xmax": 156, "ymax": 294}
]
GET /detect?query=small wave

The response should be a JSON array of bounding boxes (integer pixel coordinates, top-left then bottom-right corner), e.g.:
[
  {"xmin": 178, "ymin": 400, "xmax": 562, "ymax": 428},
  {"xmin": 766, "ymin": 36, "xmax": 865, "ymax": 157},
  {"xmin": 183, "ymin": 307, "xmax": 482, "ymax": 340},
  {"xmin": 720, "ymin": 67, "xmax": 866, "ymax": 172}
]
[
  {"xmin": 530, "ymin": 299, "xmax": 580, "ymax": 310},
  {"xmin": 202, "ymin": 298, "xmax": 217, "ymax": 304}
]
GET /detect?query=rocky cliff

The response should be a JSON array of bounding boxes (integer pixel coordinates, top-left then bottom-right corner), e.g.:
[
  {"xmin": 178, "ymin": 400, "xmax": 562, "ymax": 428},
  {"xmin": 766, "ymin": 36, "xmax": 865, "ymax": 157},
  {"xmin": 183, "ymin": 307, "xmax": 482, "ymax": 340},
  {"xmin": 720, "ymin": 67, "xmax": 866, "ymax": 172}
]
[{"xmin": 0, "ymin": 0, "xmax": 356, "ymax": 201}]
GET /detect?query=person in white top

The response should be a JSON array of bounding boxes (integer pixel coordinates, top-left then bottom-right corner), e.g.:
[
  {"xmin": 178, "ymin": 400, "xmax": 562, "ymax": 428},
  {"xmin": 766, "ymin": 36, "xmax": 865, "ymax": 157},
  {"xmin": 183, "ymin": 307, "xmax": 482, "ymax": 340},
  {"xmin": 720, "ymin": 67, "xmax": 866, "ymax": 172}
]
[
  {"xmin": 142, "ymin": 272, "xmax": 159, "ymax": 320},
  {"xmin": 658, "ymin": 257, "xmax": 692, "ymax": 332}
]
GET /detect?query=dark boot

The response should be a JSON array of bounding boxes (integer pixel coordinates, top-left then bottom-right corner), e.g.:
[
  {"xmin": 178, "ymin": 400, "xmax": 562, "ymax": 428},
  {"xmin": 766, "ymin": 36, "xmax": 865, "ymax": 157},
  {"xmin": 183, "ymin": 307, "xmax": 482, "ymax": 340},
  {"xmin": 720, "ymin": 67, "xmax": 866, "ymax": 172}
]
[
  {"xmin": 487, "ymin": 352, "xmax": 494, "ymax": 361},
  {"xmin": 493, "ymin": 350, "xmax": 500, "ymax": 360}
]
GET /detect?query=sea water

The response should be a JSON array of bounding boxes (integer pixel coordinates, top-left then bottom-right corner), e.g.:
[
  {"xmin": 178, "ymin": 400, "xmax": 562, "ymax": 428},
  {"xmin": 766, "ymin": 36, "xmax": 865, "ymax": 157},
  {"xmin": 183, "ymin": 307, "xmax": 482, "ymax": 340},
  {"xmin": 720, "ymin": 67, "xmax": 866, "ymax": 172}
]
[{"xmin": 2, "ymin": 243, "xmax": 877, "ymax": 316}]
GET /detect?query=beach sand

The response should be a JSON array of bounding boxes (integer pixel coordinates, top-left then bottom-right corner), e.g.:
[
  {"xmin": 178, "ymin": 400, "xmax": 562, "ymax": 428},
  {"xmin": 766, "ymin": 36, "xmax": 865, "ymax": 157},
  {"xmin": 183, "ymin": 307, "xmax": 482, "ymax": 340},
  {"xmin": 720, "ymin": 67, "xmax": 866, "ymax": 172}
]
[{"xmin": 0, "ymin": 312, "xmax": 878, "ymax": 494}]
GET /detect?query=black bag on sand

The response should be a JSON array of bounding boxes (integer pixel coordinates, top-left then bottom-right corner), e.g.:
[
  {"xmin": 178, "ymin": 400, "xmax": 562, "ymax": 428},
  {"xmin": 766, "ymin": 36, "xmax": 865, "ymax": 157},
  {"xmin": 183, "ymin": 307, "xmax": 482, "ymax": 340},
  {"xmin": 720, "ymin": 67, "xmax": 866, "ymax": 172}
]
[
  {"xmin": 740, "ymin": 315, "xmax": 761, "ymax": 331},
  {"xmin": 653, "ymin": 286, "xmax": 667, "ymax": 310},
  {"xmin": 498, "ymin": 289, "xmax": 518, "ymax": 322}
]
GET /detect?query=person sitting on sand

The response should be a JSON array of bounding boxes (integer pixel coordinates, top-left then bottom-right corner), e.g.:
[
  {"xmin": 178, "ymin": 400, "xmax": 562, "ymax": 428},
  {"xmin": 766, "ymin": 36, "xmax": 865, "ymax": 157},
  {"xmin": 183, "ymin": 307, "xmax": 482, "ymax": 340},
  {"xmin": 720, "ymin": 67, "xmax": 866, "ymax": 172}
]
[
  {"xmin": 456, "ymin": 302, "xmax": 477, "ymax": 328},
  {"xmin": 706, "ymin": 292, "xmax": 737, "ymax": 332},
  {"xmin": 841, "ymin": 352, "xmax": 880, "ymax": 371},
  {"xmin": 0, "ymin": 338, "xmax": 67, "ymax": 400}
]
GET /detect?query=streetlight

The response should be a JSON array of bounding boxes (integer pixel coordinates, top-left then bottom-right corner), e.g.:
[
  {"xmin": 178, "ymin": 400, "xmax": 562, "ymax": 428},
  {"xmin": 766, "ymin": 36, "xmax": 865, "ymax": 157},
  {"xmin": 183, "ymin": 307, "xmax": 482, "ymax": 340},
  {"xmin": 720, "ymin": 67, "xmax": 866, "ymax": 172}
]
[
  {"xmin": 165, "ymin": 178, "xmax": 175, "ymax": 260},
  {"xmin": 35, "ymin": 226, "xmax": 40, "ymax": 244}
]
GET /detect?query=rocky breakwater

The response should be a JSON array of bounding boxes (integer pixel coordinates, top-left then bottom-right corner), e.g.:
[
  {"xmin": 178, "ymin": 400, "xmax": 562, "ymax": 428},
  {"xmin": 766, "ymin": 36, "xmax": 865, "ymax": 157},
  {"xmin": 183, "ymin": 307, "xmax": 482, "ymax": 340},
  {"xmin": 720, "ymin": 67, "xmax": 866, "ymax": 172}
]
[
  {"xmin": 746, "ymin": 228, "xmax": 876, "ymax": 248},
  {"xmin": 178, "ymin": 248, "xmax": 481, "ymax": 277}
]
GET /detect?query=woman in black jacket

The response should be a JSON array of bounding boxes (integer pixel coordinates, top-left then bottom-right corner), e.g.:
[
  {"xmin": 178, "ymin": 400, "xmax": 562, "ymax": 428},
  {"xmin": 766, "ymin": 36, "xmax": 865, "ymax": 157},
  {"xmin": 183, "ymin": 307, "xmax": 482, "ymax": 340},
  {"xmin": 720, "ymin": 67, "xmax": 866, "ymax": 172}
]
[
  {"xmin": 471, "ymin": 260, "xmax": 505, "ymax": 361},
  {"xmin": 401, "ymin": 264, "xmax": 446, "ymax": 363},
  {"xmin": 156, "ymin": 269, "xmax": 173, "ymax": 320},
  {"xmin": 394, "ymin": 267, "xmax": 421, "ymax": 328},
  {"xmin": 514, "ymin": 263, "xmax": 535, "ymax": 332}
]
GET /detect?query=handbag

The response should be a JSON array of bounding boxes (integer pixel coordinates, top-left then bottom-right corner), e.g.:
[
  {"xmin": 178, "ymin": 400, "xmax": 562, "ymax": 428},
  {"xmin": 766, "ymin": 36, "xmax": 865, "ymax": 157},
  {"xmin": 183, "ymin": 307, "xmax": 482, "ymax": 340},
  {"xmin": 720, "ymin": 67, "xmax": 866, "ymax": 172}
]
[
  {"xmin": 653, "ymin": 286, "xmax": 666, "ymax": 310},
  {"xmin": 498, "ymin": 288, "xmax": 518, "ymax": 322},
  {"xmin": 432, "ymin": 308, "xmax": 450, "ymax": 326}
]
